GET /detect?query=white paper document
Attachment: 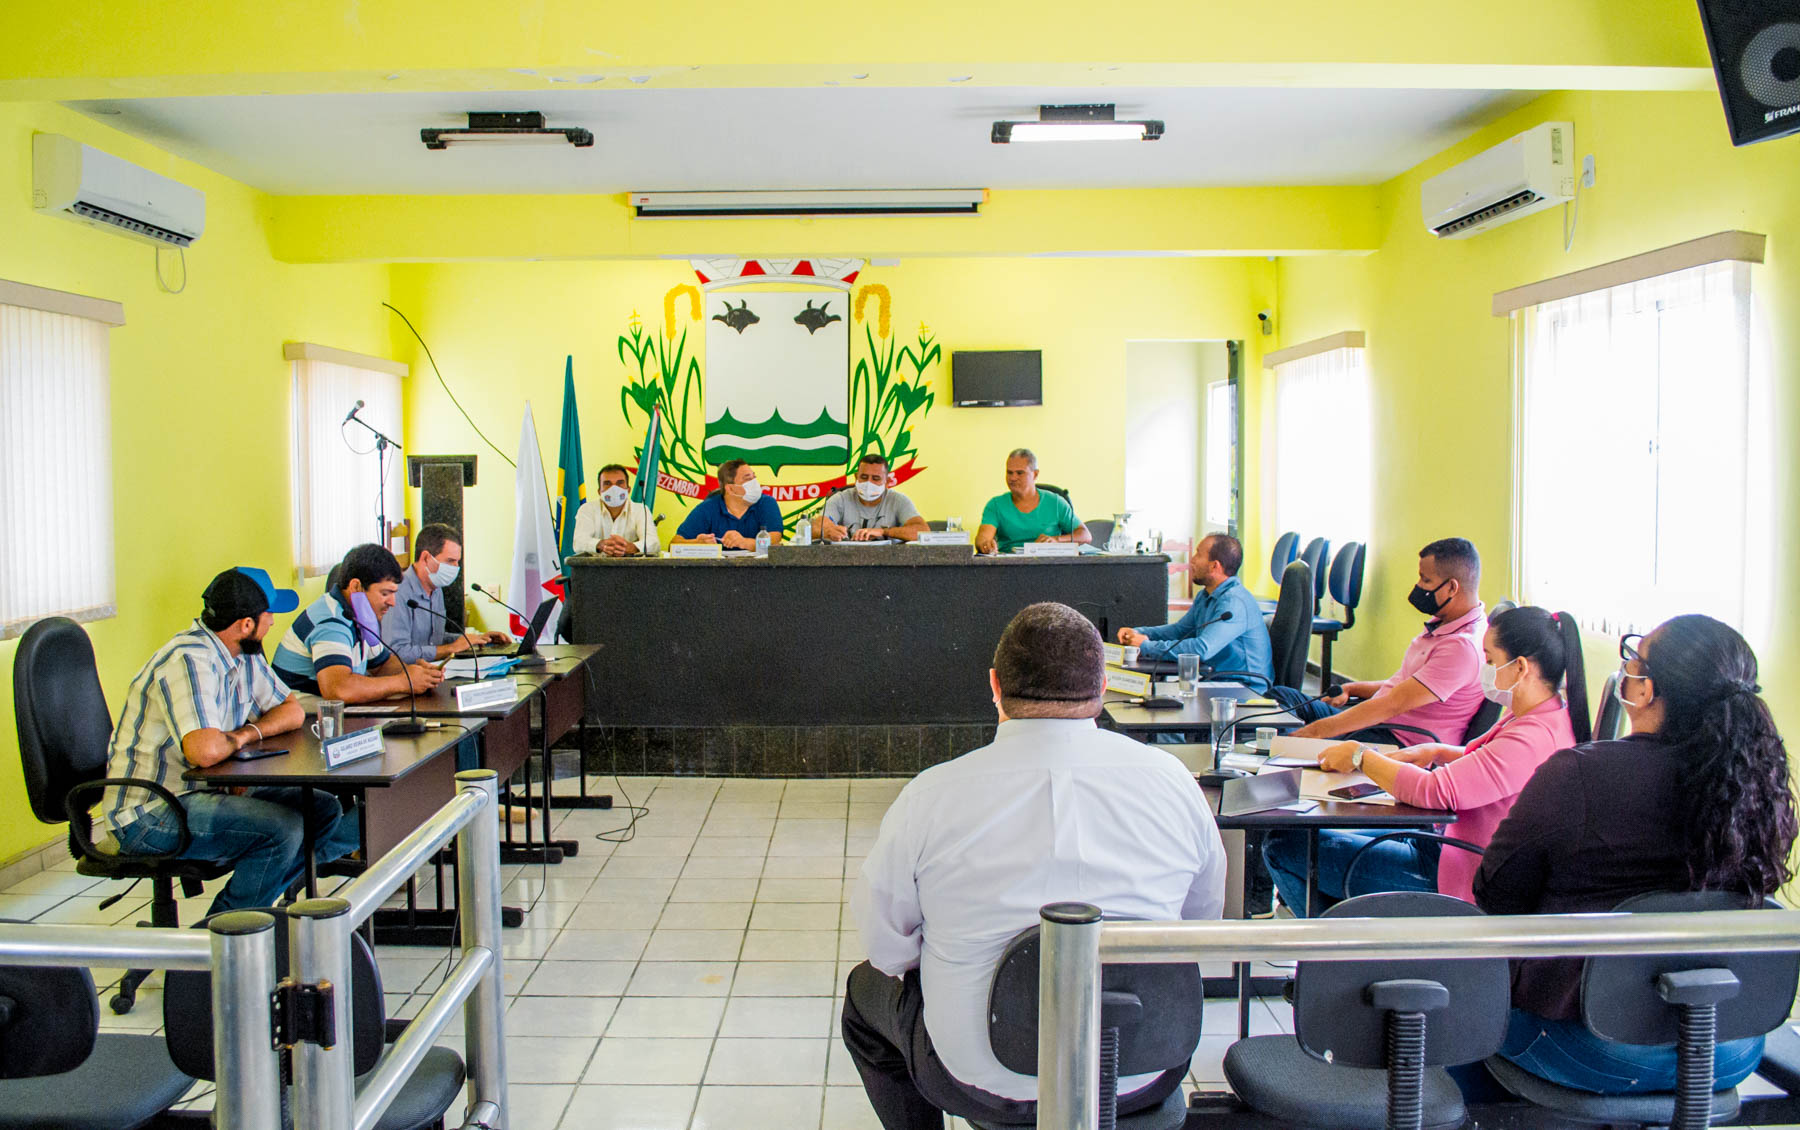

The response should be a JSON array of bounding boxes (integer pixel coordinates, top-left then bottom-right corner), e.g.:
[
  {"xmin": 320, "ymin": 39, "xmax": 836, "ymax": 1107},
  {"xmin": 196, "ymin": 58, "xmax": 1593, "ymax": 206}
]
[{"xmin": 1269, "ymin": 735, "xmax": 1398, "ymax": 760}]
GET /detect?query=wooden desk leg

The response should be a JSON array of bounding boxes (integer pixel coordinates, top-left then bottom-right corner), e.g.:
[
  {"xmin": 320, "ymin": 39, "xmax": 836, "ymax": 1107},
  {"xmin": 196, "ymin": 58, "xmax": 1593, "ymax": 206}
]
[{"xmin": 539, "ymin": 704, "xmax": 580, "ymax": 858}]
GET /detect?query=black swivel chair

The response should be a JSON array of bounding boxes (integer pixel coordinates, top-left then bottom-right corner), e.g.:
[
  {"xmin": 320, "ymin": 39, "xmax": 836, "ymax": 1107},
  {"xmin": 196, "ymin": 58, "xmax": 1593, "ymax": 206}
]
[
  {"xmin": 1258, "ymin": 531, "xmax": 1302, "ymax": 615},
  {"xmin": 1268, "ymin": 559, "xmax": 1316, "ymax": 693},
  {"xmin": 1310, "ymin": 541, "xmax": 1366, "ymax": 686},
  {"xmin": 12, "ymin": 617, "xmax": 229, "ymax": 1014},
  {"xmin": 164, "ymin": 907, "xmax": 467, "ymax": 1130},
  {"xmin": 1038, "ymin": 482, "xmax": 1072, "ymax": 507},
  {"xmin": 966, "ymin": 920, "xmax": 1202, "ymax": 1129},
  {"xmin": 1594, "ymin": 670, "xmax": 1627, "ymax": 740},
  {"xmin": 1485, "ymin": 890, "xmax": 1799, "ymax": 1130},
  {"xmin": 1298, "ymin": 537, "xmax": 1330, "ymax": 616},
  {"xmin": 0, "ymin": 924, "xmax": 195, "ymax": 1129},
  {"xmin": 1222, "ymin": 891, "xmax": 1511, "ymax": 1130}
]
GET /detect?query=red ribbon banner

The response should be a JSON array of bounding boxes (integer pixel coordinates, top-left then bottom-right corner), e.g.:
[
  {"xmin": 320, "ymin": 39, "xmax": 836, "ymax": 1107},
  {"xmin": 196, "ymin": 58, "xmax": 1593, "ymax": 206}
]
[{"xmin": 631, "ymin": 458, "xmax": 924, "ymax": 503}]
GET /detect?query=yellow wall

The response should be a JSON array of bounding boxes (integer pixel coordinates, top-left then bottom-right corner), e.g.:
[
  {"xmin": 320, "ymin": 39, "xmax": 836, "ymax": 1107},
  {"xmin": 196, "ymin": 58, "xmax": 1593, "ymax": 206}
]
[
  {"xmin": 0, "ymin": 102, "xmax": 393, "ymax": 864},
  {"xmin": 392, "ymin": 256, "xmax": 1273, "ymax": 629},
  {"xmin": 1270, "ymin": 89, "xmax": 1800, "ymax": 726}
]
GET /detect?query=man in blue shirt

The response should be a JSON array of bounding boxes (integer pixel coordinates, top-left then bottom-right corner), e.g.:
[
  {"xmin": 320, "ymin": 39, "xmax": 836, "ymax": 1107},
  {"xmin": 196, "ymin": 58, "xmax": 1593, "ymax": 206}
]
[
  {"xmin": 672, "ymin": 458, "xmax": 785, "ymax": 548},
  {"xmin": 1119, "ymin": 533, "xmax": 1274, "ymax": 692}
]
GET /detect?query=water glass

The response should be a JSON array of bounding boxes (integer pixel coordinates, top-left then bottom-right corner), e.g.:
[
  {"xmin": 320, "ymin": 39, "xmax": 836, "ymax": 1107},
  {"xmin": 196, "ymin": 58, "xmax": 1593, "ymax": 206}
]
[
  {"xmin": 1210, "ymin": 696, "xmax": 1239, "ymax": 764},
  {"xmin": 311, "ymin": 699, "xmax": 346, "ymax": 741},
  {"xmin": 1177, "ymin": 653, "xmax": 1202, "ymax": 697},
  {"xmin": 946, "ymin": 516, "xmax": 964, "ymax": 532},
  {"xmin": 1255, "ymin": 725, "xmax": 1278, "ymax": 750}
]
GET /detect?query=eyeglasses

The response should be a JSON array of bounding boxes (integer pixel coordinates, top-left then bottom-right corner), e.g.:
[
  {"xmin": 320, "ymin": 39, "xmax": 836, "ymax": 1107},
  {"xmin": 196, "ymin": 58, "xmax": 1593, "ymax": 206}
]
[{"xmin": 1619, "ymin": 633, "xmax": 1644, "ymax": 665}]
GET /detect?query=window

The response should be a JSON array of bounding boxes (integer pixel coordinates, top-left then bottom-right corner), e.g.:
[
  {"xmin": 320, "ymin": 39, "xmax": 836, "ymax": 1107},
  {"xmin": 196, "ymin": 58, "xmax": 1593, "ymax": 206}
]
[
  {"xmin": 1204, "ymin": 378, "xmax": 1236, "ymax": 530},
  {"xmin": 0, "ymin": 297, "xmax": 118, "ymax": 637},
  {"xmin": 289, "ymin": 351, "xmax": 405, "ymax": 578},
  {"xmin": 1272, "ymin": 340, "xmax": 1370, "ymax": 551},
  {"xmin": 1516, "ymin": 259, "xmax": 1751, "ymax": 634}
]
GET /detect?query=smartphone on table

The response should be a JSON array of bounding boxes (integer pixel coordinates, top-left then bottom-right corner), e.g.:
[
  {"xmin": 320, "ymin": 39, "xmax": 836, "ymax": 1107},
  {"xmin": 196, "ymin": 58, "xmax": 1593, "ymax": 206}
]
[{"xmin": 1329, "ymin": 782, "xmax": 1386, "ymax": 801}]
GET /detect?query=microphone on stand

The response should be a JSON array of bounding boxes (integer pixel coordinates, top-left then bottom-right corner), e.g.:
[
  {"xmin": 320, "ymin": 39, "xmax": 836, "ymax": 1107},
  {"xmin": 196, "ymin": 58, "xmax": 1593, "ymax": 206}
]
[
  {"xmin": 342, "ymin": 399, "xmax": 365, "ymax": 425},
  {"xmin": 469, "ymin": 582, "xmax": 528, "ymax": 632},
  {"xmin": 408, "ymin": 598, "xmax": 482, "ymax": 680}
]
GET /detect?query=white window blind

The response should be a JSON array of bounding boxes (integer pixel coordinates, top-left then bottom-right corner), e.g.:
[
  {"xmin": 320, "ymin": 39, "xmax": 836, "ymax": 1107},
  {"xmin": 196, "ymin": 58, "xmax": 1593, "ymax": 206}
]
[
  {"xmin": 1273, "ymin": 345, "xmax": 1370, "ymax": 550},
  {"xmin": 290, "ymin": 358, "xmax": 404, "ymax": 578},
  {"xmin": 1204, "ymin": 379, "xmax": 1235, "ymax": 529},
  {"xmin": 0, "ymin": 304, "xmax": 116, "ymax": 637},
  {"xmin": 1517, "ymin": 260, "xmax": 1751, "ymax": 635}
]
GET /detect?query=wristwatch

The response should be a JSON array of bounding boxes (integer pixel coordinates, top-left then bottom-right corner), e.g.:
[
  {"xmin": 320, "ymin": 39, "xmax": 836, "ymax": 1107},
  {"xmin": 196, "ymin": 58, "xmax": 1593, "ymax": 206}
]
[{"xmin": 1351, "ymin": 746, "xmax": 1368, "ymax": 772}]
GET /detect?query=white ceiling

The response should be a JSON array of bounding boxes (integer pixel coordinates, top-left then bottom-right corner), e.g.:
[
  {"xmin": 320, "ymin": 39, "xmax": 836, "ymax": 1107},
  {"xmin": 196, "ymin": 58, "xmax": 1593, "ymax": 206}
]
[{"xmin": 68, "ymin": 86, "xmax": 1533, "ymax": 195}]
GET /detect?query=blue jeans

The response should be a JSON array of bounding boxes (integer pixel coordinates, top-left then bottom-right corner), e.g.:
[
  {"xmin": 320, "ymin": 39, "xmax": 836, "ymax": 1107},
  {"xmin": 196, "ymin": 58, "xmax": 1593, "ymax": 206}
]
[
  {"xmin": 115, "ymin": 788, "xmax": 362, "ymax": 915},
  {"xmin": 1498, "ymin": 1008, "xmax": 1764, "ymax": 1094},
  {"xmin": 1263, "ymin": 828, "xmax": 1438, "ymax": 916}
]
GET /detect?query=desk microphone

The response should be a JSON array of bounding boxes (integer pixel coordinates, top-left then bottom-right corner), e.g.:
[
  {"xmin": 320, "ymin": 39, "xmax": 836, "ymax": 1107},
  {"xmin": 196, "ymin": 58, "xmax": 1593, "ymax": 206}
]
[
  {"xmin": 469, "ymin": 582, "xmax": 528, "ymax": 631},
  {"xmin": 407, "ymin": 598, "xmax": 482, "ymax": 679},
  {"xmin": 342, "ymin": 398, "xmax": 365, "ymax": 425},
  {"xmin": 351, "ymin": 614, "xmax": 431, "ymax": 736}
]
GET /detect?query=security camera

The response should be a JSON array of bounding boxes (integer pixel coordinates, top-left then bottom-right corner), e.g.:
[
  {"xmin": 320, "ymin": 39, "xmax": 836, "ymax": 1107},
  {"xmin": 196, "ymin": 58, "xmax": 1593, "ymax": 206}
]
[{"xmin": 1257, "ymin": 310, "xmax": 1273, "ymax": 335}]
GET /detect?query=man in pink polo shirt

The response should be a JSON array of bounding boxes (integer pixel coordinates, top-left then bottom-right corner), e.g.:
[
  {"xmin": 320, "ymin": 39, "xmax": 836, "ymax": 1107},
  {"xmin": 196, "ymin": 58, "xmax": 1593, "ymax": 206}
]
[{"xmin": 1288, "ymin": 538, "xmax": 1488, "ymax": 745}]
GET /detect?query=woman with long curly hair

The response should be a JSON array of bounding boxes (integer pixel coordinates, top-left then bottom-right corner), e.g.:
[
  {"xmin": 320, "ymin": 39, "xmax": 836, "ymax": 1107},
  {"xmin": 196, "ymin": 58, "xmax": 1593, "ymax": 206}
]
[{"xmin": 1475, "ymin": 614, "xmax": 1798, "ymax": 1094}]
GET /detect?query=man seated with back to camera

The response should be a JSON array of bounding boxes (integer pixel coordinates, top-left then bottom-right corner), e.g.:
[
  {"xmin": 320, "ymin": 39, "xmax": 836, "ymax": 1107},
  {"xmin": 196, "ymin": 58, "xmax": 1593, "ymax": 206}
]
[
  {"xmin": 1117, "ymin": 533, "xmax": 1273, "ymax": 692},
  {"xmin": 842, "ymin": 601, "xmax": 1226, "ymax": 1130},
  {"xmin": 1274, "ymin": 536, "xmax": 1488, "ymax": 747}
]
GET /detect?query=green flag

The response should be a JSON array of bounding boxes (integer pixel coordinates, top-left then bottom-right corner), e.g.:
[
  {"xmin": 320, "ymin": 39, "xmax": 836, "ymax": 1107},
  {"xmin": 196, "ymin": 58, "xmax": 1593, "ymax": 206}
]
[
  {"xmin": 553, "ymin": 356, "xmax": 585, "ymax": 559},
  {"xmin": 632, "ymin": 407, "xmax": 662, "ymax": 514}
]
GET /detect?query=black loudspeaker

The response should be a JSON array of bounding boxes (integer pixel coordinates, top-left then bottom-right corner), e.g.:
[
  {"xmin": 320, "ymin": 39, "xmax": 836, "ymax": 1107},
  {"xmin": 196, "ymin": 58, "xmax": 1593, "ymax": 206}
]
[{"xmin": 1696, "ymin": 1, "xmax": 1800, "ymax": 145}]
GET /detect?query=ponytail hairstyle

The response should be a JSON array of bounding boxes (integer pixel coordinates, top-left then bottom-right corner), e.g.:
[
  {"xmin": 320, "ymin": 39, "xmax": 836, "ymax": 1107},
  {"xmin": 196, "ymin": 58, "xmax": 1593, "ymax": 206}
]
[
  {"xmin": 1640, "ymin": 614, "xmax": 1797, "ymax": 895},
  {"xmin": 1488, "ymin": 605, "xmax": 1592, "ymax": 744}
]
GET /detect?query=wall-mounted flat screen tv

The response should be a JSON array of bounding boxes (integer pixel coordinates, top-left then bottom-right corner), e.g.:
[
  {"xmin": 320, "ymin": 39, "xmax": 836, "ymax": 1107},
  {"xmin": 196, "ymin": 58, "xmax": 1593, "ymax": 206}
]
[{"xmin": 951, "ymin": 350, "xmax": 1042, "ymax": 407}]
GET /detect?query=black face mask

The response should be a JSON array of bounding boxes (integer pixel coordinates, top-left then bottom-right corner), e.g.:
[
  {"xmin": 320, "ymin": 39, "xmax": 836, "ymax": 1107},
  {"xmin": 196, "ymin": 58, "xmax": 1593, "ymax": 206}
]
[{"xmin": 1407, "ymin": 578, "xmax": 1451, "ymax": 617}]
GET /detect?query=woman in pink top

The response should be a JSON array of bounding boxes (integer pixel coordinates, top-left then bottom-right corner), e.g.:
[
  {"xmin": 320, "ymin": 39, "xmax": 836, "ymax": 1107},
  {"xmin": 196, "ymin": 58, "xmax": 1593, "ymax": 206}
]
[{"xmin": 1264, "ymin": 607, "xmax": 1589, "ymax": 911}]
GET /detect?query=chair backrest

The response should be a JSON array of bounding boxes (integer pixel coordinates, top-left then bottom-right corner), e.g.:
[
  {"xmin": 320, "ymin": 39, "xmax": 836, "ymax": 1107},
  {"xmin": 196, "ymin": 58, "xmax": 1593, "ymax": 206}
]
[
  {"xmin": 1327, "ymin": 542, "xmax": 1366, "ymax": 619},
  {"xmin": 164, "ymin": 909, "xmax": 389, "ymax": 1079},
  {"xmin": 1582, "ymin": 891, "xmax": 1800, "ymax": 1046},
  {"xmin": 1268, "ymin": 532, "xmax": 1300, "ymax": 582},
  {"xmin": 1593, "ymin": 671, "xmax": 1626, "ymax": 740},
  {"xmin": 1268, "ymin": 560, "xmax": 1314, "ymax": 692},
  {"xmin": 986, "ymin": 923, "xmax": 1204, "ymax": 1078},
  {"xmin": 928, "ymin": 519, "xmax": 948, "ymax": 532},
  {"xmin": 1038, "ymin": 482, "xmax": 1072, "ymax": 507},
  {"xmin": 1298, "ymin": 538, "xmax": 1330, "ymax": 610},
  {"xmin": 0, "ymin": 920, "xmax": 100, "ymax": 1079},
  {"xmin": 1295, "ymin": 892, "xmax": 1510, "ymax": 1069},
  {"xmin": 12, "ymin": 617, "xmax": 114, "ymax": 828},
  {"xmin": 1462, "ymin": 697, "xmax": 1503, "ymax": 744},
  {"xmin": 1085, "ymin": 518, "xmax": 1115, "ymax": 547},
  {"xmin": 1490, "ymin": 599, "xmax": 1518, "ymax": 616}
]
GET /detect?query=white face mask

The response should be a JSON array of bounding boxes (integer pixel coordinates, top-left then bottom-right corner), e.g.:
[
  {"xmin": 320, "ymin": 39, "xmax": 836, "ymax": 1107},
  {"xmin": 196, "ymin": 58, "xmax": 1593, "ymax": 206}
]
[
  {"xmin": 1480, "ymin": 657, "xmax": 1521, "ymax": 709},
  {"xmin": 738, "ymin": 478, "xmax": 763, "ymax": 504},
  {"xmin": 855, "ymin": 480, "xmax": 885, "ymax": 502},
  {"xmin": 426, "ymin": 557, "xmax": 460, "ymax": 588},
  {"xmin": 1616, "ymin": 668, "xmax": 1650, "ymax": 708},
  {"xmin": 600, "ymin": 485, "xmax": 629, "ymax": 507}
]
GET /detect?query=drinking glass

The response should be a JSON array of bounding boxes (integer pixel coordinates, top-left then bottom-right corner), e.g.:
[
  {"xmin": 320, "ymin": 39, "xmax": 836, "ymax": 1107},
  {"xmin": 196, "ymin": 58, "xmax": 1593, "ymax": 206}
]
[
  {"xmin": 946, "ymin": 516, "xmax": 964, "ymax": 532},
  {"xmin": 1178, "ymin": 653, "xmax": 1202, "ymax": 697},
  {"xmin": 311, "ymin": 700, "xmax": 346, "ymax": 741},
  {"xmin": 1210, "ymin": 696, "xmax": 1239, "ymax": 765}
]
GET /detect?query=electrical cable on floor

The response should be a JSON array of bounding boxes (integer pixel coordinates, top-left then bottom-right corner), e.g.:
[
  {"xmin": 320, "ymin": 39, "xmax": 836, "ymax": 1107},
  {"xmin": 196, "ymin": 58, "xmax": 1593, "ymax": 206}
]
[{"xmin": 592, "ymin": 774, "xmax": 650, "ymax": 844}]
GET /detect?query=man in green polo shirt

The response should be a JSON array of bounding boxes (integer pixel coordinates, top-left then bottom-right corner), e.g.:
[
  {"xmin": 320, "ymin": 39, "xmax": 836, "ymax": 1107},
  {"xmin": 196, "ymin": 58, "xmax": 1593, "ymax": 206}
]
[{"xmin": 975, "ymin": 448, "xmax": 1092, "ymax": 554}]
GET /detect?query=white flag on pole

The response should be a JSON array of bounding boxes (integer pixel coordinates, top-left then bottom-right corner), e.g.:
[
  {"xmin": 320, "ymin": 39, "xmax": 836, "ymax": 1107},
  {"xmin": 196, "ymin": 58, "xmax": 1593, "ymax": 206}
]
[{"xmin": 508, "ymin": 404, "xmax": 563, "ymax": 640}]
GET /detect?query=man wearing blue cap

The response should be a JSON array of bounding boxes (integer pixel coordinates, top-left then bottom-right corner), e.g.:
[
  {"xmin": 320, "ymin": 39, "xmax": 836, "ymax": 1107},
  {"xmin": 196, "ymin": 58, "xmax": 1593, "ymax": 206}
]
[{"xmin": 102, "ymin": 566, "xmax": 360, "ymax": 913}]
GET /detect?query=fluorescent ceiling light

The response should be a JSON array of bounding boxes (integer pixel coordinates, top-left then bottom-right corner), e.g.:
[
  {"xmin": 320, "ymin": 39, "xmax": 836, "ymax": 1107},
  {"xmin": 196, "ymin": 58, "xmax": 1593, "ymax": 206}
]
[
  {"xmin": 630, "ymin": 189, "xmax": 986, "ymax": 217},
  {"xmin": 991, "ymin": 103, "xmax": 1163, "ymax": 144},
  {"xmin": 422, "ymin": 111, "xmax": 592, "ymax": 150}
]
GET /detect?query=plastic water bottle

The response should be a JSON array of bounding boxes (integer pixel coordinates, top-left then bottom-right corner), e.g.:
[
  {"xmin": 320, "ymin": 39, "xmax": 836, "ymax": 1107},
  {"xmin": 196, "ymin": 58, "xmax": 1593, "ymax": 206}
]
[
  {"xmin": 755, "ymin": 531, "xmax": 771, "ymax": 556},
  {"xmin": 793, "ymin": 520, "xmax": 811, "ymax": 546}
]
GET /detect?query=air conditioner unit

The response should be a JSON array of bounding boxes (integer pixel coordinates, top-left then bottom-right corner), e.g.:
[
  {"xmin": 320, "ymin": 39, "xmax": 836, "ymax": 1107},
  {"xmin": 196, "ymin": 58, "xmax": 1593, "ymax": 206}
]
[
  {"xmin": 1421, "ymin": 122, "xmax": 1574, "ymax": 240},
  {"xmin": 630, "ymin": 189, "xmax": 986, "ymax": 218},
  {"xmin": 32, "ymin": 133, "xmax": 205, "ymax": 247}
]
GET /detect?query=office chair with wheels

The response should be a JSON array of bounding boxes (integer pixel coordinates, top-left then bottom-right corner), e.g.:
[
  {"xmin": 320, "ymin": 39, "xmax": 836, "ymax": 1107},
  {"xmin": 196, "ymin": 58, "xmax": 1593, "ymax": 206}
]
[
  {"xmin": 1268, "ymin": 559, "xmax": 1316, "ymax": 693},
  {"xmin": 964, "ymin": 918, "xmax": 1202, "ymax": 1129},
  {"xmin": 1222, "ymin": 891, "xmax": 1510, "ymax": 1130},
  {"xmin": 1298, "ymin": 537, "xmax": 1330, "ymax": 616},
  {"xmin": 0, "ymin": 923, "xmax": 195, "ymax": 1129},
  {"xmin": 1484, "ymin": 890, "xmax": 1798, "ymax": 1130},
  {"xmin": 12, "ymin": 617, "xmax": 229, "ymax": 1014},
  {"xmin": 1594, "ymin": 670, "xmax": 1627, "ymax": 740},
  {"xmin": 1310, "ymin": 541, "xmax": 1366, "ymax": 685},
  {"xmin": 1257, "ymin": 531, "xmax": 1301, "ymax": 615},
  {"xmin": 164, "ymin": 906, "xmax": 468, "ymax": 1130},
  {"xmin": 1343, "ymin": 832, "xmax": 1484, "ymax": 899}
]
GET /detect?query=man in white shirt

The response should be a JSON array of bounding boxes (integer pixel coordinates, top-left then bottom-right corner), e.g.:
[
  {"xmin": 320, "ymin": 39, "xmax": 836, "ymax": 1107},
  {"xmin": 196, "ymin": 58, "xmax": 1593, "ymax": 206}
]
[
  {"xmin": 845, "ymin": 602, "xmax": 1227, "ymax": 1129},
  {"xmin": 571, "ymin": 463, "xmax": 660, "ymax": 556}
]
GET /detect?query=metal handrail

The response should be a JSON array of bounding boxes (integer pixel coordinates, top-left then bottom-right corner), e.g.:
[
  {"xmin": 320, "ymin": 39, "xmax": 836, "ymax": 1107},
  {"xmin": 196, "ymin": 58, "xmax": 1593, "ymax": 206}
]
[
  {"xmin": 356, "ymin": 946, "xmax": 494, "ymax": 1130},
  {"xmin": 0, "ymin": 922, "xmax": 211, "ymax": 970},
  {"xmin": 1038, "ymin": 904, "xmax": 1800, "ymax": 1130},
  {"xmin": 339, "ymin": 786, "xmax": 486, "ymax": 925}
]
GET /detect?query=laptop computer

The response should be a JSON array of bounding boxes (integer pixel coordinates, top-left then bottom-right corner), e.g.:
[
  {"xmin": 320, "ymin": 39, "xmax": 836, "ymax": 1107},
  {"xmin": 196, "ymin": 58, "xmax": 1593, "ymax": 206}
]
[
  {"xmin": 1218, "ymin": 769, "xmax": 1303, "ymax": 818},
  {"xmin": 470, "ymin": 597, "xmax": 557, "ymax": 665}
]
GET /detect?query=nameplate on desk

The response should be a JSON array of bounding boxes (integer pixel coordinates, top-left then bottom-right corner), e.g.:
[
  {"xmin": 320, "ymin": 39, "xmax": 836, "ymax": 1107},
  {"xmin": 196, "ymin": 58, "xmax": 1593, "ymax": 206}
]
[
  {"xmin": 456, "ymin": 678, "xmax": 519, "ymax": 712},
  {"xmin": 322, "ymin": 726, "xmax": 386, "ymax": 769},
  {"xmin": 1104, "ymin": 667, "xmax": 1153, "ymax": 696},
  {"xmin": 670, "ymin": 543, "xmax": 723, "ymax": 559},
  {"xmin": 1102, "ymin": 643, "xmax": 1124, "ymax": 665},
  {"xmin": 1018, "ymin": 542, "xmax": 1080, "ymax": 557},
  {"xmin": 916, "ymin": 531, "xmax": 971, "ymax": 546}
]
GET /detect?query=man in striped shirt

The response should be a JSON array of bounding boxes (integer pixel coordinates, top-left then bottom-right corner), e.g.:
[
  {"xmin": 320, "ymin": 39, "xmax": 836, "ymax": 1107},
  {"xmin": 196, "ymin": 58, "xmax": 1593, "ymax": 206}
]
[
  {"xmin": 273, "ymin": 543, "xmax": 445, "ymax": 701},
  {"xmin": 106, "ymin": 567, "xmax": 360, "ymax": 913}
]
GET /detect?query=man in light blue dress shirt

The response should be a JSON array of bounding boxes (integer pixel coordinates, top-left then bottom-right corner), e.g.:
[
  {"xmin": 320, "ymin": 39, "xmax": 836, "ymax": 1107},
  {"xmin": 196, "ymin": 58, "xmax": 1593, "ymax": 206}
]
[{"xmin": 1119, "ymin": 533, "xmax": 1274, "ymax": 693}]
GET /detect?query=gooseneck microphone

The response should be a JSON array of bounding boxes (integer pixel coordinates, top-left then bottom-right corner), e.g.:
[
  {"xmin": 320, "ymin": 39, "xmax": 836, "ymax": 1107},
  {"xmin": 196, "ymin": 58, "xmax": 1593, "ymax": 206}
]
[
  {"xmin": 343, "ymin": 398, "xmax": 365, "ymax": 425},
  {"xmin": 469, "ymin": 582, "xmax": 528, "ymax": 629},
  {"xmin": 407, "ymin": 598, "xmax": 482, "ymax": 679},
  {"xmin": 346, "ymin": 607, "xmax": 431, "ymax": 736}
]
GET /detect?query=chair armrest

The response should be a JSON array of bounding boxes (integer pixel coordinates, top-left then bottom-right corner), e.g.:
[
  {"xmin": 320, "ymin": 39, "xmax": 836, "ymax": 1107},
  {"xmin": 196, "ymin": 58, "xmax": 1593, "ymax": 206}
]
[
  {"xmin": 1343, "ymin": 831, "xmax": 1484, "ymax": 898},
  {"xmin": 1349, "ymin": 722, "xmax": 1439, "ymax": 746},
  {"xmin": 63, "ymin": 777, "xmax": 194, "ymax": 863}
]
